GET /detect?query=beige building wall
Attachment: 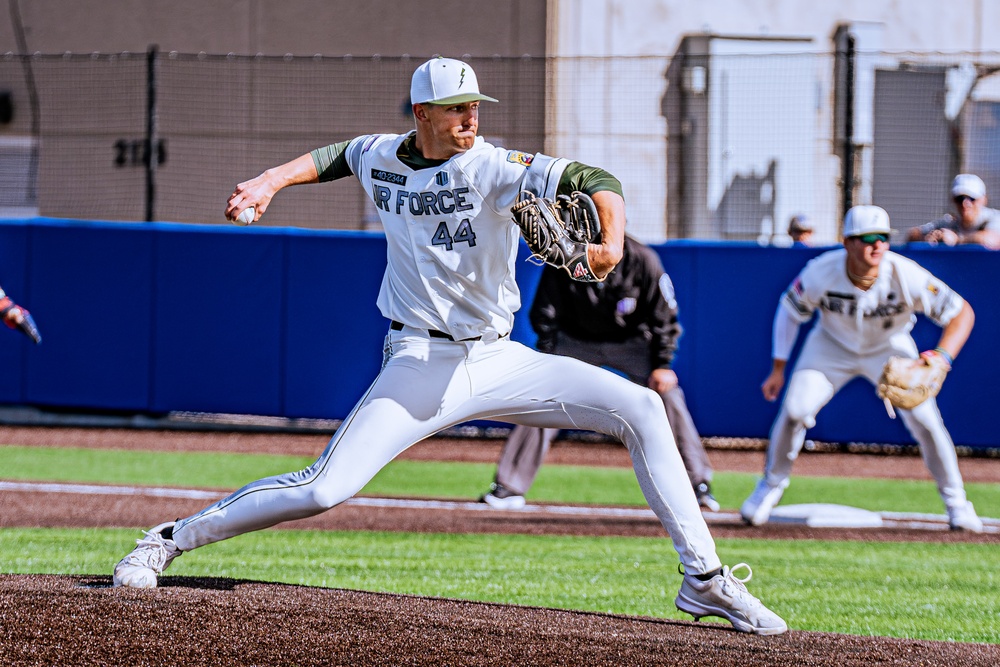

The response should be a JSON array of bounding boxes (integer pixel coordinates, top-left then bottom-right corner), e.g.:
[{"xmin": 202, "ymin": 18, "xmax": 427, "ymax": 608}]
[
  {"xmin": 0, "ymin": 1, "xmax": 547, "ymax": 226},
  {"xmin": 0, "ymin": 0, "xmax": 546, "ymax": 56}
]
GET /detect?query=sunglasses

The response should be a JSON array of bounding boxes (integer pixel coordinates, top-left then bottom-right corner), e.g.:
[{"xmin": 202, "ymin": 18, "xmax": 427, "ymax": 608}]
[
  {"xmin": 853, "ymin": 233, "xmax": 889, "ymax": 245},
  {"xmin": 954, "ymin": 195, "xmax": 977, "ymax": 205}
]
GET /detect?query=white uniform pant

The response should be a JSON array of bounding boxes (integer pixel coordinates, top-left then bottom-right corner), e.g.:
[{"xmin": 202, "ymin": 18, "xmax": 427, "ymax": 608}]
[
  {"xmin": 495, "ymin": 335, "xmax": 712, "ymax": 495},
  {"xmin": 173, "ymin": 327, "xmax": 721, "ymax": 574},
  {"xmin": 765, "ymin": 328, "xmax": 969, "ymax": 511}
]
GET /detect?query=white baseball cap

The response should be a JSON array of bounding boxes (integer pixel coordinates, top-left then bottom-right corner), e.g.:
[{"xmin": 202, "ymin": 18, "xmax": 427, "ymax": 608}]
[
  {"xmin": 951, "ymin": 174, "xmax": 986, "ymax": 200},
  {"xmin": 410, "ymin": 57, "xmax": 499, "ymax": 105},
  {"xmin": 787, "ymin": 214, "xmax": 813, "ymax": 234},
  {"xmin": 843, "ymin": 205, "xmax": 891, "ymax": 237}
]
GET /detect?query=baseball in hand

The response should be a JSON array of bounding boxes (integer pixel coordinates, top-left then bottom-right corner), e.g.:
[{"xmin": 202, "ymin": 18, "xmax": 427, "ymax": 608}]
[{"xmin": 233, "ymin": 206, "xmax": 255, "ymax": 226}]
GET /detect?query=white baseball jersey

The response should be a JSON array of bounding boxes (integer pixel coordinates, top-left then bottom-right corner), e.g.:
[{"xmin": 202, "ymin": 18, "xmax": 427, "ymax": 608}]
[
  {"xmin": 779, "ymin": 248, "xmax": 964, "ymax": 356},
  {"xmin": 762, "ymin": 248, "xmax": 973, "ymax": 514},
  {"xmin": 343, "ymin": 134, "xmax": 568, "ymax": 342}
]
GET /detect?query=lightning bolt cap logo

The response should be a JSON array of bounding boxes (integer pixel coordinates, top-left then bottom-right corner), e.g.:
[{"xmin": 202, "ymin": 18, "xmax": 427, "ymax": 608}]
[{"xmin": 459, "ymin": 67, "xmax": 466, "ymax": 88}]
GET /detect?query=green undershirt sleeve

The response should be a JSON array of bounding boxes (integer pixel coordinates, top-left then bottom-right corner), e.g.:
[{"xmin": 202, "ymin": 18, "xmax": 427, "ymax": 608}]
[
  {"xmin": 310, "ymin": 140, "xmax": 353, "ymax": 182},
  {"xmin": 558, "ymin": 161, "xmax": 624, "ymax": 199}
]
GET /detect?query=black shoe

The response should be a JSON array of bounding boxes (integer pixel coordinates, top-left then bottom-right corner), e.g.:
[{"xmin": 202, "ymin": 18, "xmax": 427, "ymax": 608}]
[{"xmin": 695, "ymin": 482, "xmax": 721, "ymax": 512}]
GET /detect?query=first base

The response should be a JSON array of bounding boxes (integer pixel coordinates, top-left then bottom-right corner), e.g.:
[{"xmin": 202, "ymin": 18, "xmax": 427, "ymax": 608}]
[{"xmin": 767, "ymin": 503, "xmax": 884, "ymax": 528}]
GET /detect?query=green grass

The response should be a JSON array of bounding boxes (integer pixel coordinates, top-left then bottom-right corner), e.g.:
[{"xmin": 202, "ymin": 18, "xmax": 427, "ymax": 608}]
[
  {"xmin": 1, "ymin": 445, "xmax": 998, "ymax": 517},
  {"xmin": 2, "ymin": 443, "xmax": 998, "ymax": 643},
  {"xmin": 0, "ymin": 527, "xmax": 996, "ymax": 643}
]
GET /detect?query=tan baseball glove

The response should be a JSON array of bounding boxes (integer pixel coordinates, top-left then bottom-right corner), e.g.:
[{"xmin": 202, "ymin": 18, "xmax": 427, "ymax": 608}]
[{"xmin": 876, "ymin": 353, "xmax": 950, "ymax": 416}]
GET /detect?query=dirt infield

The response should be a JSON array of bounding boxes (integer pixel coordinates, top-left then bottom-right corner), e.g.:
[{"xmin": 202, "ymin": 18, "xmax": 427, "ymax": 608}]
[
  {"xmin": 2, "ymin": 425, "xmax": 999, "ymax": 665},
  {"xmin": 3, "ymin": 574, "xmax": 1000, "ymax": 667}
]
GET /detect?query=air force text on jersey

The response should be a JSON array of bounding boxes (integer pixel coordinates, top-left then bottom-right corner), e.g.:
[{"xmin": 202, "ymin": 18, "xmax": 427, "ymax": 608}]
[{"xmin": 372, "ymin": 182, "xmax": 475, "ymax": 217}]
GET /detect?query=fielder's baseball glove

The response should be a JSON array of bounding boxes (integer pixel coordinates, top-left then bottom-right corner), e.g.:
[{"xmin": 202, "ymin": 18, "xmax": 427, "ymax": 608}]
[
  {"xmin": 876, "ymin": 353, "xmax": 949, "ymax": 412},
  {"xmin": 0, "ymin": 296, "xmax": 42, "ymax": 344},
  {"xmin": 512, "ymin": 191, "xmax": 601, "ymax": 282}
]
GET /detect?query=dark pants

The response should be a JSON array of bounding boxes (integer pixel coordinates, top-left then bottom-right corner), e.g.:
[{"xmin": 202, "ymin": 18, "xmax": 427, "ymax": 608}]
[{"xmin": 494, "ymin": 335, "xmax": 712, "ymax": 495}]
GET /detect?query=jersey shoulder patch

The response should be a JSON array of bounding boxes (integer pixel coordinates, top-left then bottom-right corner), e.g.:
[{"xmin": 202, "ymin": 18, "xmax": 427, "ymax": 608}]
[{"xmin": 505, "ymin": 150, "xmax": 534, "ymax": 167}]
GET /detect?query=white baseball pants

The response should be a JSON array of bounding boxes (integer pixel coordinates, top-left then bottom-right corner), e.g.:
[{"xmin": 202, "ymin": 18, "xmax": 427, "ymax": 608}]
[
  {"xmin": 172, "ymin": 326, "xmax": 721, "ymax": 574},
  {"xmin": 764, "ymin": 327, "xmax": 970, "ymax": 511}
]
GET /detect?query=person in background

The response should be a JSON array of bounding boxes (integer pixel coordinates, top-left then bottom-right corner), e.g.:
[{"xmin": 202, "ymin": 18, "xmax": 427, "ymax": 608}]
[
  {"xmin": 0, "ymin": 285, "xmax": 41, "ymax": 344},
  {"xmin": 907, "ymin": 174, "xmax": 1000, "ymax": 249},
  {"xmin": 787, "ymin": 214, "xmax": 814, "ymax": 247},
  {"xmin": 481, "ymin": 235, "xmax": 719, "ymax": 513}
]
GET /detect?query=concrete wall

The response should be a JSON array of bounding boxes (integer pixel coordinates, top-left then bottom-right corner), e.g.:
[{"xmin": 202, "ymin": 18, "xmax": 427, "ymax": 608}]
[
  {"xmin": 551, "ymin": 0, "xmax": 1000, "ymax": 56},
  {"xmin": 548, "ymin": 0, "xmax": 1000, "ymax": 242},
  {"xmin": 0, "ymin": 2, "xmax": 548, "ymax": 227},
  {"xmin": 0, "ymin": 1, "xmax": 547, "ymax": 57}
]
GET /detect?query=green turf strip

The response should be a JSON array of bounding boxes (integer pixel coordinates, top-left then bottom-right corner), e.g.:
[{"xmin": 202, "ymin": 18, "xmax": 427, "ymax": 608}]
[
  {"xmin": 0, "ymin": 528, "xmax": 996, "ymax": 643},
  {"xmin": 1, "ymin": 445, "xmax": 998, "ymax": 517}
]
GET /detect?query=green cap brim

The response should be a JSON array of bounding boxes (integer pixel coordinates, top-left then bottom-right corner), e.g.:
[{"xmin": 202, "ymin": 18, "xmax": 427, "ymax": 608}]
[{"xmin": 425, "ymin": 93, "xmax": 499, "ymax": 105}]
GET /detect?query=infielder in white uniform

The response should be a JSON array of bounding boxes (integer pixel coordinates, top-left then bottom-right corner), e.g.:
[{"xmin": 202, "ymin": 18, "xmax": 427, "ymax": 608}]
[
  {"xmin": 741, "ymin": 205, "xmax": 982, "ymax": 532},
  {"xmin": 112, "ymin": 57, "xmax": 785, "ymax": 635}
]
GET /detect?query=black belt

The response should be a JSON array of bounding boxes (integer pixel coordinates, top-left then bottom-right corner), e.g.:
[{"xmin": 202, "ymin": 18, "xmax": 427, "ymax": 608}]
[
  {"xmin": 390, "ymin": 320, "xmax": 460, "ymax": 341},
  {"xmin": 389, "ymin": 320, "xmax": 507, "ymax": 343}
]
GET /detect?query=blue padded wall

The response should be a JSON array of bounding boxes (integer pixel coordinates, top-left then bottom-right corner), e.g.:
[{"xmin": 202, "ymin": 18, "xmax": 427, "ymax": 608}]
[{"xmin": 1, "ymin": 218, "xmax": 996, "ymax": 450}]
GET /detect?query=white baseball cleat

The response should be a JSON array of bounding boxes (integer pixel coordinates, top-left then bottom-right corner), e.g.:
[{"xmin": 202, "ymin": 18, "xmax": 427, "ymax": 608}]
[
  {"xmin": 947, "ymin": 501, "xmax": 983, "ymax": 533},
  {"xmin": 740, "ymin": 478, "xmax": 789, "ymax": 526},
  {"xmin": 481, "ymin": 491, "xmax": 526, "ymax": 510},
  {"xmin": 113, "ymin": 522, "xmax": 182, "ymax": 589},
  {"xmin": 675, "ymin": 563, "xmax": 788, "ymax": 636},
  {"xmin": 479, "ymin": 483, "xmax": 527, "ymax": 510}
]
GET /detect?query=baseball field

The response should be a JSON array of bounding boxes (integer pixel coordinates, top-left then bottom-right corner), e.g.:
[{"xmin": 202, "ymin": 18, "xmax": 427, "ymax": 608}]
[{"xmin": 1, "ymin": 425, "xmax": 998, "ymax": 666}]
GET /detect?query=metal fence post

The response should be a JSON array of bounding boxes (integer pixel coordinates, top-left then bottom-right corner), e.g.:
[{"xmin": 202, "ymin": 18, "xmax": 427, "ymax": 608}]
[
  {"xmin": 145, "ymin": 44, "xmax": 159, "ymax": 222},
  {"xmin": 841, "ymin": 34, "xmax": 855, "ymax": 219}
]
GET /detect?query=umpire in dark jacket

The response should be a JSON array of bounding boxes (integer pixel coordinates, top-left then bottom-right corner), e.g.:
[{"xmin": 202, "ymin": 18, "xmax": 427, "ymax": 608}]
[{"xmin": 481, "ymin": 235, "xmax": 718, "ymax": 511}]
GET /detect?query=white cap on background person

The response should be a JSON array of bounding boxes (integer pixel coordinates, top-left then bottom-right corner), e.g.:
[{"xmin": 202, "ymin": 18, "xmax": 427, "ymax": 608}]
[
  {"xmin": 787, "ymin": 214, "xmax": 813, "ymax": 235},
  {"xmin": 410, "ymin": 57, "xmax": 499, "ymax": 105},
  {"xmin": 951, "ymin": 174, "xmax": 986, "ymax": 200},
  {"xmin": 843, "ymin": 205, "xmax": 891, "ymax": 237}
]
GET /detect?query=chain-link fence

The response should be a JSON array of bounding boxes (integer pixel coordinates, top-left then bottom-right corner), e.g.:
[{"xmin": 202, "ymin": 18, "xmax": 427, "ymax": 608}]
[{"xmin": 1, "ymin": 49, "xmax": 998, "ymax": 242}]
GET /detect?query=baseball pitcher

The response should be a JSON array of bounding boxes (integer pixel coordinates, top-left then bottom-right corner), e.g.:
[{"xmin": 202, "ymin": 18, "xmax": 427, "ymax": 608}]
[{"xmin": 113, "ymin": 57, "xmax": 786, "ymax": 635}]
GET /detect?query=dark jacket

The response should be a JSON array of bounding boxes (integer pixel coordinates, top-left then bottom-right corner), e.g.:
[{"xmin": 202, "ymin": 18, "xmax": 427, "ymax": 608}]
[{"xmin": 529, "ymin": 235, "xmax": 681, "ymax": 369}]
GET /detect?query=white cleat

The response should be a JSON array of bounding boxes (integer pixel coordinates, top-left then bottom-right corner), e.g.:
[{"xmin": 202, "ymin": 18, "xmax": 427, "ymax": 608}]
[
  {"xmin": 481, "ymin": 490, "xmax": 526, "ymax": 510},
  {"xmin": 948, "ymin": 501, "xmax": 984, "ymax": 533},
  {"xmin": 479, "ymin": 483, "xmax": 527, "ymax": 510},
  {"xmin": 113, "ymin": 522, "xmax": 182, "ymax": 589},
  {"xmin": 740, "ymin": 478, "xmax": 789, "ymax": 526},
  {"xmin": 675, "ymin": 563, "xmax": 788, "ymax": 636}
]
